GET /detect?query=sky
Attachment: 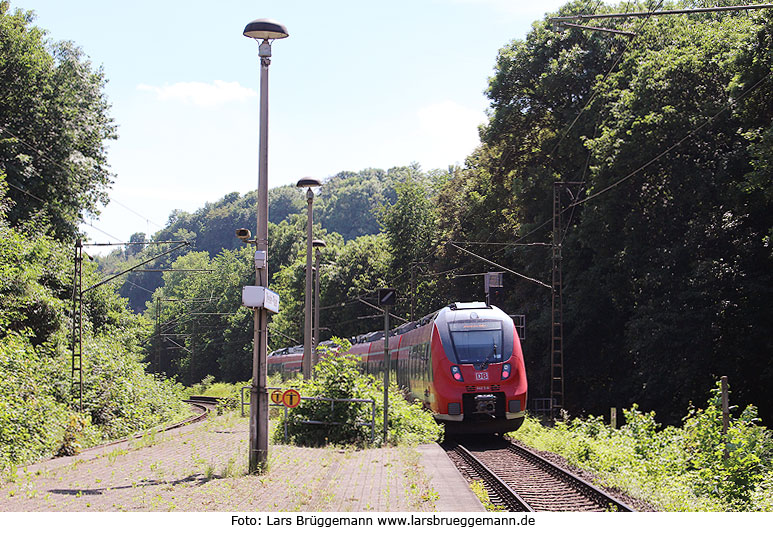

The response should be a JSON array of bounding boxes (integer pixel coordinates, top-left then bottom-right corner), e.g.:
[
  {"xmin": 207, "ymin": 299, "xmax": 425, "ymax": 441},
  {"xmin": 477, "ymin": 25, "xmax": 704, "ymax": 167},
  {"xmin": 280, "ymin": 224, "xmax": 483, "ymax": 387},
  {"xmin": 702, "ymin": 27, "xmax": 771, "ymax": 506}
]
[{"xmin": 17, "ymin": 0, "xmax": 571, "ymax": 249}]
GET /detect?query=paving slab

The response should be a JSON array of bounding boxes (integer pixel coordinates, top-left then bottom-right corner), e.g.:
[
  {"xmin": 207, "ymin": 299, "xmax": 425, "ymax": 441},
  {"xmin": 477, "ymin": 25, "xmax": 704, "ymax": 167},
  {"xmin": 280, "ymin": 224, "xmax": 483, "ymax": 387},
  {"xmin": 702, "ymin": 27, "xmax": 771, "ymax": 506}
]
[{"xmin": 0, "ymin": 412, "xmax": 483, "ymax": 513}]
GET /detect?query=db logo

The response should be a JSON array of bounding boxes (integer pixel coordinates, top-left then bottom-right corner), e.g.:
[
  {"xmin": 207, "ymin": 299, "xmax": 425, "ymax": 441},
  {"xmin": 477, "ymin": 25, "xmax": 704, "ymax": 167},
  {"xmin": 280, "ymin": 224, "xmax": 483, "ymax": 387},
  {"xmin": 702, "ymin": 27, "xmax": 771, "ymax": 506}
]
[{"xmin": 475, "ymin": 371, "xmax": 489, "ymax": 381}]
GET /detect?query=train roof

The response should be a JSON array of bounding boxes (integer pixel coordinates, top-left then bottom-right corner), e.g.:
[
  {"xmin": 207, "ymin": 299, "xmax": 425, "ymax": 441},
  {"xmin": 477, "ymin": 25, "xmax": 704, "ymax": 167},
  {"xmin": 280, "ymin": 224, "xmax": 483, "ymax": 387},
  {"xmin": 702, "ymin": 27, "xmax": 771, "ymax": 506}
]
[{"xmin": 271, "ymin": 302, "xmax": 501, "ymax": 355}]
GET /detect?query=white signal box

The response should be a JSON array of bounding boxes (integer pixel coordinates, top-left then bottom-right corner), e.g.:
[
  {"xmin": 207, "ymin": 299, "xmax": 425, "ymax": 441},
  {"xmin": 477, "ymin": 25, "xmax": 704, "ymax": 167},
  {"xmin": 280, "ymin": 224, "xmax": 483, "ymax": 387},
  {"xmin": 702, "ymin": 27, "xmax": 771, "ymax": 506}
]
[{"xmin": 242, "ymin": 286, "xmax": 280, "ymax": 313}]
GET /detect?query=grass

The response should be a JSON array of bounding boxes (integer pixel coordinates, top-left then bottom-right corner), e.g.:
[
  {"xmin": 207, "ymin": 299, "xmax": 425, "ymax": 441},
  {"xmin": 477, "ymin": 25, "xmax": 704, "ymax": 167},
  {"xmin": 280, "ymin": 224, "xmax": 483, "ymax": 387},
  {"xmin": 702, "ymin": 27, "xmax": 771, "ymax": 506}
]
[
  {"xmin": 509, "ymin": 397, "xmax": 773, "ymax": 512},
  {"xmin": 469, "ymin": 480, "xmax": 504, "ymax": 511}
]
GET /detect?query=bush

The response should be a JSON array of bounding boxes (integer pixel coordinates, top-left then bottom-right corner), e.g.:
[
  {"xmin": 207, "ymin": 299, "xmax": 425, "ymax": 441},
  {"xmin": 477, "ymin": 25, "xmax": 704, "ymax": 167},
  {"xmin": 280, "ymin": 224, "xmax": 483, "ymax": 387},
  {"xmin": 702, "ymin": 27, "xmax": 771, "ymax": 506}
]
[
  {"xmin": 0, "ymin": 334, "xmax": 71, "ymax": 469},
  {"xmin": 1, "ymin": 161, "xmax": 190, "ymax": 476},
  {"xmin": 82, "ymin": 334, "xmax": 189, "ymax": 440},
  {"xmin": 511, "ymin": 381, "xmax": 773, "ymax": 511},
  {"xmin": 274, "ymin": 340, "xmax": 443, "ymax": 447}
]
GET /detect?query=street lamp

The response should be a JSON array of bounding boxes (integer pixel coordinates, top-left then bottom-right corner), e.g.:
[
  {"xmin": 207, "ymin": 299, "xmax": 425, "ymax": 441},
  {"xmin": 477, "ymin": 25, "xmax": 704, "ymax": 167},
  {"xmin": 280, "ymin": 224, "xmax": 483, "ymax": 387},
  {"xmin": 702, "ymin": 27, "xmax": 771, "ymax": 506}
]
[
  {"xmin": 297, "ymin": 177, "xmax": 322, "ymax": 380},
  {"xmin": 312, "ymin": 238, "xmax": 326, "ymax": 372},
  {"xmin": 242, "ymin": 17, "xmax": 288, "ymax": 474}
]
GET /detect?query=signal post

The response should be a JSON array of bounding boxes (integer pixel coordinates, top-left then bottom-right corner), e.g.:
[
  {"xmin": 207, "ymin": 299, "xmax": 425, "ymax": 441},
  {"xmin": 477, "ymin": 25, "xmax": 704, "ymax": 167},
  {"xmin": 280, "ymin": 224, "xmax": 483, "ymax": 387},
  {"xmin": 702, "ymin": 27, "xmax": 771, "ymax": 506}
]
[{"xmin": 378, "ymin": 288, "xmax": 396, "ymax": 444}]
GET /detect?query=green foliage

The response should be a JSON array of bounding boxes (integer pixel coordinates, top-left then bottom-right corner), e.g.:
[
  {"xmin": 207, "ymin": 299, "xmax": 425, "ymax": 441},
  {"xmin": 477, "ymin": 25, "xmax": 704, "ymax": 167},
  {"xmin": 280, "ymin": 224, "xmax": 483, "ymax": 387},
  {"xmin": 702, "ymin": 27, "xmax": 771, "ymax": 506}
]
[
  {"xmin": 274, "ymin": 340, "xmax": 443, "ymax": 447},
  {"xmin": 439, "ymin": 1, "xmax": 773, "ymax": 425},
  {"xmin": 377, "ymin": 176, "xmax": 445, "ymax": 320},
  {"xmin": 514, "ymin": 381, "xmax": 773, "ymax": 511},
  {"xmin": 0, "ymin": 333, "xmax": 71, "ymax": 468},
  {"xmin": 0, "ymin": 3, "xmax": 116, "ymax": 239},
  {"xmin": 681, "ymin": 383, "xmax": 772, "ymax": 508},
  {"xmin": 0, "ymin": 327, "xmax": 189, "ymax": 472},
  {"xmin": 56, "ymin": 415, "xmax": 87, "ymax": 457},
  {"xmin": 82, "ymin": 334, "xmax": 188, "ymax": 440},
  {"xmin": 0, "ymin": 209, "xmax": 188, "ymax": 472},
  {"xmin": 0, "ymin": 218, "xmax": 70, "ymax": 346}
]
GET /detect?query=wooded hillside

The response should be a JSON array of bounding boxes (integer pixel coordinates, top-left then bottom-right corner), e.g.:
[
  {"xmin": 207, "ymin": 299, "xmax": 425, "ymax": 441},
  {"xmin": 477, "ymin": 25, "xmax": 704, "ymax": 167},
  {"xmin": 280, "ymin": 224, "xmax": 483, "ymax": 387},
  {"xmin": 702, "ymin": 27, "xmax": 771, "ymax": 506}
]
[{"xmin": 122, "ymin": 1, "xmax": 773, "ymax": 426}]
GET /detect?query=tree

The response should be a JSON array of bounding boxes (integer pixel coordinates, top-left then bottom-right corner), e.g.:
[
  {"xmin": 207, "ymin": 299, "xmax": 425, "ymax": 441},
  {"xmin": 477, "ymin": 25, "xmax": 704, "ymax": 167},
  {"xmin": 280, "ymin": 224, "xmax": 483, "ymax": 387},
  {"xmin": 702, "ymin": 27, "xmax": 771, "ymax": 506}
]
[
  {"xmin": 438, "ymin": 1, "xmax": 773, "ymax": 423},
  {"xmin": 378, "ymin": 176, "xmax": 442, "ymax": 320},
  {"xmin": 0, "ymin": 4, "xmax": 116, "ymax": 240}
]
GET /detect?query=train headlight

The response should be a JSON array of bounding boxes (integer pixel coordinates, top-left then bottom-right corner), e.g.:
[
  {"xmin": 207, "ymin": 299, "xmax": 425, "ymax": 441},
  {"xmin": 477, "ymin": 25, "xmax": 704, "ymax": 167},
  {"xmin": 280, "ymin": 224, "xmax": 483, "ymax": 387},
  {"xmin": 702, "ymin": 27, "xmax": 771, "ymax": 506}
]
[
  {"xmin": 501, "ymin": 363, "xmax": 511, "ymax": 380},
  {"xmin": 450, "ymin": 365, "xmax": 464, "ymax": 382}
]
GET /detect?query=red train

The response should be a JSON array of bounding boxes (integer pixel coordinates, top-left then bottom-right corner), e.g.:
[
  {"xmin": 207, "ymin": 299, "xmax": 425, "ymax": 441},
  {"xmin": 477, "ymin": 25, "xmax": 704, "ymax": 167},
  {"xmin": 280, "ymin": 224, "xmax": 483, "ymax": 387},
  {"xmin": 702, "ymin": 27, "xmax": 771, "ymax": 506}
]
[{"xmin": 268, "ymin": 301, "xmax": 527, "ymax": 434}]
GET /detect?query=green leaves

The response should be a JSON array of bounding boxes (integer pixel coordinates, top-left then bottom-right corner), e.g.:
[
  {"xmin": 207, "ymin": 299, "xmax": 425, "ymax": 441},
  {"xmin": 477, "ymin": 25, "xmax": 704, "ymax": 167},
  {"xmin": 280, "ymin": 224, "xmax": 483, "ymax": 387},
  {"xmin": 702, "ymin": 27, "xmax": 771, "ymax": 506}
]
[
  {"xmin": 516, "ymin": 381, "xmax": 772, "ymax": 511},
  {"xmin": 275, "ymin": 341, "xmax": 442, "ymax": 447},
  {"xmin": 0, "ymin": 7, "xmax": 115, "ymax": 239},
  {"xmin": 0, "ymin": 209, "xmax": 187, "ymax": 471},
  {"xmin": 465, "ymin": 2, "xmax": 773, "ymax": 425}
]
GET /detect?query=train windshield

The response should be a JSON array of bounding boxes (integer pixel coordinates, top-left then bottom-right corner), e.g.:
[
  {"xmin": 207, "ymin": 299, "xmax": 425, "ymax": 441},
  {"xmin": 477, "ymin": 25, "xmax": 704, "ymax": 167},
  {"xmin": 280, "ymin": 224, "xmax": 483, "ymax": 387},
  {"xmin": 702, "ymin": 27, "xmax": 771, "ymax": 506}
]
[{"xmin": 448, "ymin": 320, "xmax": 503, "ymax": 364}]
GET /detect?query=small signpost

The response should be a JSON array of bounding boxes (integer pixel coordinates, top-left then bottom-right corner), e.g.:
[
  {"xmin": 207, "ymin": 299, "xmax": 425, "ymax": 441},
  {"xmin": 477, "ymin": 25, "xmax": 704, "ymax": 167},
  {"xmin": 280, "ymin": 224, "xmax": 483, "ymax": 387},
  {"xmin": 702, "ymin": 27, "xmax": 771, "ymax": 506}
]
[
  {"xmin": 282, "ymin": 389, "xmax": 301, "ymax": 409},
  {"xmin": 270, "ymin": 390, "xmax": 284, "ymax": 405},
  {"xmin": 269, "ymin": 388, "xmax": 302, "ymax": 408}
]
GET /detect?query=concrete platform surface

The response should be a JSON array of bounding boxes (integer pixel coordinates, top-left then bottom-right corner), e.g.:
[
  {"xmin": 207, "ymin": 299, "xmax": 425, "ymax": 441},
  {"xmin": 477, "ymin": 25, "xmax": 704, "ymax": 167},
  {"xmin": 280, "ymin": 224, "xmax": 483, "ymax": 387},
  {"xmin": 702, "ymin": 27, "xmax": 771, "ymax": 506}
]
[{"xmin": 0, "ymin": 411, "xmax": 484, "ymax": 512}]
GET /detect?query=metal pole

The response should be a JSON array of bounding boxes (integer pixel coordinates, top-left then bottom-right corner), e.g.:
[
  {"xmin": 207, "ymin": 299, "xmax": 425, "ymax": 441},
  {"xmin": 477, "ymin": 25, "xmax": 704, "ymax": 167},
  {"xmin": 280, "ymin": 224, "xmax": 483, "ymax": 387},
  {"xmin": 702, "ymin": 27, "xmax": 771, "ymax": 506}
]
[
  {"xmin": 72, "ymin": 239, "xmax": 83, "ymax": 413},
  {"xmin": 313, "ymin": 249, "xmax": 321, "ymax": 372},
  {"xmin": 249, "ymin": 38, "xmax": 272, "ymax": 474},
  {"xmin": 303, "ymin": 189, "xmax": 314, "ymax": 380},
  {"xmin": 155, "ymin": 297, "xmax": 161, "ymax": 373},
  {"xmin": 551, "ymin": 182, "xmax": 565, "ymax": 417},
  {"xmin": 410, "ymin": 264, "xmax": 415, "ymax": 322},
  {"xmin": 383, "ymin": 304, "xmax": 390, "ymax": 444},
  {"xmin": 721, "ymin": 376, "xmax": 730, "ymax": 460}
]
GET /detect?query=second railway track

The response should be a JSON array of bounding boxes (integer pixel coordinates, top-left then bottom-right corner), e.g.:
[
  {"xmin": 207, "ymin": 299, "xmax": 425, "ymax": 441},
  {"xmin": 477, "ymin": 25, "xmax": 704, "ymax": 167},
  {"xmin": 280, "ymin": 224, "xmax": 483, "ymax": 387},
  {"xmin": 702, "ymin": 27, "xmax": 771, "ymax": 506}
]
[{"xmin": 445, "ymin": 437, "xmax": 634, "ymax": 512}]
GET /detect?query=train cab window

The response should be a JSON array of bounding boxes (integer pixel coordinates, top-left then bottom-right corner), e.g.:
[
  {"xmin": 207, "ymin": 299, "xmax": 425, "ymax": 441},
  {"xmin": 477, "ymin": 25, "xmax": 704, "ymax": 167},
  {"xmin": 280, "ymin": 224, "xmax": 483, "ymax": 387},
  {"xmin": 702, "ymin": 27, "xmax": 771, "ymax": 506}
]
[{"xmin": 448, "ymin": 320, "xmax": 503, "ymax": 365}]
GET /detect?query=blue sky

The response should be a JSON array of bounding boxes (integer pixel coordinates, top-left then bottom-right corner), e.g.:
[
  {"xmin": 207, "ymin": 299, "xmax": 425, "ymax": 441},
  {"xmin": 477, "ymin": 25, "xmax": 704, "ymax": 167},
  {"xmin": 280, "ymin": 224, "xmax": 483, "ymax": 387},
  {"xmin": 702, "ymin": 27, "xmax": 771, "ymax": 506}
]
[{"xmin": 17, "ymin": 0, "xmax": 570, "ymax": 246}]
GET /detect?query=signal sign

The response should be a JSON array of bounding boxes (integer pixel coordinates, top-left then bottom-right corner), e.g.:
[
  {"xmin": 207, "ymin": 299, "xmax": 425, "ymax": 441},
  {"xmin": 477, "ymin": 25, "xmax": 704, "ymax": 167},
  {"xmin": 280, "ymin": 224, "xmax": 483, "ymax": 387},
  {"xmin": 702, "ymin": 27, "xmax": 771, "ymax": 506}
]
[
  {"xmin": 282, "ymin": 389, "xmax": 301, "ymax": 408},
  {"xmin": 270, "ymin": 390, "xmax": 283, "ymax": 404},
  {"xmin": 378, "ymin": 288, "xmax": 396, "ymax": 306}
]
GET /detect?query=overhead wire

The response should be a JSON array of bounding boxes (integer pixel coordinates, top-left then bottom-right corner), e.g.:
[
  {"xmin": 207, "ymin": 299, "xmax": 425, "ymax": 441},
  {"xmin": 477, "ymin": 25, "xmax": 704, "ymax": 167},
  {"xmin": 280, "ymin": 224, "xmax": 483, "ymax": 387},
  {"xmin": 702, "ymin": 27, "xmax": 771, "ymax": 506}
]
[
  {"xmin": 0, "ymin": 123, "xmax": 161, "ymax": 239},
  {"xmin": 565, "ymin": 70, "xmax": 773, "ymax": 211},
  {"xmin": 547, "ymin": 0, "xmax": 665, "ymax": 159}
]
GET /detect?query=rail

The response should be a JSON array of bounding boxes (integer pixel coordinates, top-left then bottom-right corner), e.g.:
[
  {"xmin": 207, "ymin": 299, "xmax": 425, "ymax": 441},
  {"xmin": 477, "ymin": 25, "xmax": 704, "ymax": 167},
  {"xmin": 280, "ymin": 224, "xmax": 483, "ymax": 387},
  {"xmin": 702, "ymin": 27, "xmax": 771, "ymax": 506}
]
[
  {"xmin": 447, "ymin": 438, "xmax": 634, "ymax": 512},
  {"xmin": 449, "ymin": 441, "xmax": 533, "ymax": 512},
  {"xmin": 505, "ymin": 441, "xmax": 634, "ymax": 511}
]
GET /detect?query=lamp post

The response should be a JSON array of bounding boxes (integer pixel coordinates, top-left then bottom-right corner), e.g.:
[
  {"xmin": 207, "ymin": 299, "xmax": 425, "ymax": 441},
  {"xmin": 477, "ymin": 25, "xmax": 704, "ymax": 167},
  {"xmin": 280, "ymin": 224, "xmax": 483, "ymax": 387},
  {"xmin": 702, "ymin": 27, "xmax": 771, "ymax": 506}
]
[
  {"xmin": 242, "ymin": 17, "xmax": 288, "ymax": 474},
  {"xmin": 312, "ymin": 238, "xmax": 326, "ymax": 372},
  {"xmin": 297, "ymin": 177, "xmax": 321, "ymax": 380}
]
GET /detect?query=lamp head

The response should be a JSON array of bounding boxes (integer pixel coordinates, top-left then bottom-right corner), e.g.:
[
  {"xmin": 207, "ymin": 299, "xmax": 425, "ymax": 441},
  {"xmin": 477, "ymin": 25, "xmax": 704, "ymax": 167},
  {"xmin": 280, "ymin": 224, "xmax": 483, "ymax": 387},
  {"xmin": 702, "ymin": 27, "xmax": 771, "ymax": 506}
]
[
  {"xmin": 236, "ymin": 228, "xmax": 252, "ymax": 242},
  {"xmin": 243, "ymin": 19, "xmax": 289, "ymax": 40},
  {"xmin": 296, "ymin": 177, "xmax": 322, "ymax": 188}
]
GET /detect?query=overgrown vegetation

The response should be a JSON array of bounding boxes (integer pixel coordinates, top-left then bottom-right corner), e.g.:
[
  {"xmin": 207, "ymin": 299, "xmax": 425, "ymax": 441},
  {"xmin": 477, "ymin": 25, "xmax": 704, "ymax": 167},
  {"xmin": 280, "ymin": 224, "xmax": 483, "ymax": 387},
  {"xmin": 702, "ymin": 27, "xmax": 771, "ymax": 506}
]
[
  {"xmin": 0, "ymin": 213, "xmax": 189, "ymax": 473},
  {"xmin": 513, "ymin": 381, "xmax": 773, "ymax": 511},
  {"xmin": 273, "ymin": 341, "xmax": 443, "ymax": 447}
]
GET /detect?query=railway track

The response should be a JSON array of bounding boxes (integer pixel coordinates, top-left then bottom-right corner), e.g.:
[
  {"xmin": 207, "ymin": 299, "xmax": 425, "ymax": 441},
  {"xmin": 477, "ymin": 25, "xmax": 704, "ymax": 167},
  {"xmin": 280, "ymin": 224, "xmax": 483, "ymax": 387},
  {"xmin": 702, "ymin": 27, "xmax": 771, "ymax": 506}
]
[{"xmin": 445, "ymin": 437, "xmax": 633, "ymax": 512}]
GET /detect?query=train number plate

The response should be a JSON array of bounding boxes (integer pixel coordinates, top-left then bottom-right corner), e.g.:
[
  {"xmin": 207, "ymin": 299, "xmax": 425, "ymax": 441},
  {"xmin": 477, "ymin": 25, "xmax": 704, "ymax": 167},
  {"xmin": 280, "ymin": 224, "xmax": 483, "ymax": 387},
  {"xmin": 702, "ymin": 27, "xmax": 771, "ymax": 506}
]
[{"xmin": 475, "ymin": 371, "xmax": 489, "ymax": 381}]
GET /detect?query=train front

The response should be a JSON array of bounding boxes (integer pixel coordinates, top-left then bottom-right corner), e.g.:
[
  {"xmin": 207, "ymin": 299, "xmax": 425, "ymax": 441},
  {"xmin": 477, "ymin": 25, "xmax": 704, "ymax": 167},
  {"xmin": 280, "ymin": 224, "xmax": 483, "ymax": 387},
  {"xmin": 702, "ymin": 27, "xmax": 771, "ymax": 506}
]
[{"xmin": 430, "ymin": 302, "xmax": 527, "ymax": 434}]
